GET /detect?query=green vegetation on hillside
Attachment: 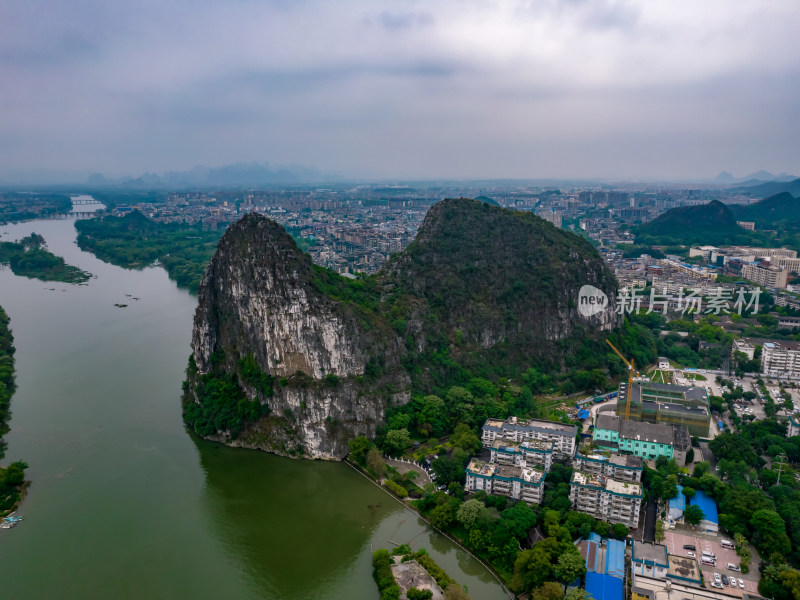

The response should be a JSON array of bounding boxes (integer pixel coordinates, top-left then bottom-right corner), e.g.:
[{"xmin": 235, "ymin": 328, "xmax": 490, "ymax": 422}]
[
  {"xmin": 75, "ymin": 212, "xmax": 223, "ymax": 292},
  {"xmin": 0, "ymin": 305, "xmax": 28, "ymax": 517},
  {"xmin": 0, "ymin": 233, "xmax": 91, "ymax": 283}
]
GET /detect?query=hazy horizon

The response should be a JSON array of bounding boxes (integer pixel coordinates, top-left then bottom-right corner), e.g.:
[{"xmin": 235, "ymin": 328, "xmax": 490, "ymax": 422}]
[{"xmin": 2, "ymin": 1, "xmax": 798, "ymax": 183}]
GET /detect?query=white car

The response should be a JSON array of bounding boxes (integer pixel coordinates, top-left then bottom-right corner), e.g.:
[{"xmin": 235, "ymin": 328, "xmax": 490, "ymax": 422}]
[
  {"xmin": 687, "ymin": 551, "xmax": 696, "ymax": 558},
  {"xmin": 711, "ymin": 582, "xmax": 723, "ymax": 589},
  {"xmin": 729, "ymin": 577, "xmax": 737, "ymax": 587},
  {"xmin": 739, "ymin": 580, "xmax": 745, "ymax": 589},
  {"xmin": 714, "ymin": 573, "xmax": 721, "ymax": 584}
]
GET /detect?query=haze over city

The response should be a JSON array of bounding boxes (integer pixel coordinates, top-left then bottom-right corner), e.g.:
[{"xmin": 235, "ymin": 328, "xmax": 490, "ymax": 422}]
[{"xmin": 1, "ymin": 0, "xmax": 799, "ymax": 183}]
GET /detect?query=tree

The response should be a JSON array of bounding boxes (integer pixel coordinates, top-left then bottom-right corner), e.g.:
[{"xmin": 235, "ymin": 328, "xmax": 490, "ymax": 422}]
[
  {"xmin": 751, "ymin": 509, "xmax": 791, "ymax": 557},
  {"xmin": 407, "ymin": 589, "xmax": 433, "ymax": 600},
  {"xmin": 456, "ymin": 499, "xmax": 486, "ymax": 529},
  {"xmin": 450, "ymin": 423, "xmax": 481, "ymax": 454},
  {"xmin": 366, "ymin": 447, "xmax": 387, "ymax": 480},
  {"xmin": 655, "ymin": 520, "xmax": 665, "ymax": 542},
  {"xmin": 429, "ymin": 501, "xmax": 458, "ymax": 530},
  {"xmin": 532, "ymin": 582, "xmax": 565, "ymax": 600},
  {"xmin": 383, "ymin": 428, "xmax": 412, "ymax": 456},
  {"xmin": 431, "ymin": 450, "xmax": 468, "ymax": 487},
  {"xmin": 511, "ymin": 537, "xmax": 560, "ymax": 593},
  {"xmin": 564, "ymin": 588, "xmax": 592, "ymax": 600},
  {"xmin": 444, "ymin": 585, "xmax": 471, "ymax": 600},
  {"xmin": 612, "ymin": 523, "xmax": 629, "ymax": 540},
  {"xmin": 554, "ymin": 551, "xmax": 586, "ymax": 591},
  {"xmin": 686, "ymin": 447, "xmax": 695, "ymax": 465},
  {"xmin": 348, "ymin": 435, "xmax": 371, "ymax": 465},
  {"xmin": 682, "ymin": 487, "xmax": 696, "ymax": 500},
  {"xmin": 684, "ymin": 504, "xmax": 705, "ymax": 526}
]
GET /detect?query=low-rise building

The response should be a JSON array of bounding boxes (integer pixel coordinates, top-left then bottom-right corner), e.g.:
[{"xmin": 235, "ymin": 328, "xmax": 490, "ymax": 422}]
[
  {"xmin": 573, "ymin": 452, "xmax": 644, "ymax": 482},
  {"xmin": 615, "ymin": 379, "xmax": 710, "ymax": 438},
  {"xmin": 481, "ymin": 416, "xmax": 577, "ymax": 458},
  {"xmin": 593, "ymin": 414, "xmax": 690, "ymax": 463},
  {"xmin": 632, "ymin": 542, "xmax": 669, "ymax": 578},
  {"xmin": 689, "ymin": 490, "xmax": 719, "ymax": 533},
  {"xmin": 569, "ymin": 470, "xmax": 643, "ymax": 527},
  {"xmin": 787, "ymin": 415, "xmax": 800, "ymax": 438},
  {"xmin": 465, "ymin": 459, "xmax": 546, "ymax": 504},
  {"xmin": 489, "ymin": 438, "xmax": 554, "ymax": 471}
]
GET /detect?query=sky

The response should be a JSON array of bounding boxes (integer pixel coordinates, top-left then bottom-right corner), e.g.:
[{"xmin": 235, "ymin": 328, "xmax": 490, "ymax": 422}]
[{"xmin": 1, "ymin": 0, "xmax": 799, "ymax": 183}]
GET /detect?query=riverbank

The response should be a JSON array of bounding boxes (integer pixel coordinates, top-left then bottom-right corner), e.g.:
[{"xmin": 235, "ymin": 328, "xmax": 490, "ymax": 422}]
[{"xmin": 0, "ymin": 233, "xmax": 91, "ymax": 284}]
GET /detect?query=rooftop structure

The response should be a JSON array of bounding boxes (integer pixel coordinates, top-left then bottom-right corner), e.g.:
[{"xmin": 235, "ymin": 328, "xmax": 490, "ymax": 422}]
[
  {"xmin": 616, "ymin": 379, "xmax": 710, "ymax": 438},
  {"xmin": 482, "ymin": 416, "xmax": 578, "ymax": 458},
  {"xmin": 573, "ymin": 451, "xmax": 644, "ymax": 482},
  {"xmin": 593, "ymin": 414, "xmax": 690, "ymax": 461},
  {"xmin": 489, "ymin": 438, "xmax": 554, "ymax": 471},
  {"xmin": 465, "ymin": 459, "xmax": 545, "ymax": 504},
  {"xmin": 632, "ymin": 542, "xmax": 669, "ymax": 578},
  {"xmin": 586, "ymin": 572, "xmax": 624, "ymax": 600},
  {"xmin": 570, "ymin": 470, "xmax": 643, "ymax": 527},
  {"xmin": 633, "ymin": 575, "xmax": 763, "ymax": 600}
]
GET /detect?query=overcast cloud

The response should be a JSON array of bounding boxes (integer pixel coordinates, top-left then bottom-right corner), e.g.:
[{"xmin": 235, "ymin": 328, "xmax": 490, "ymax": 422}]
[{"xmin": 1, "ymin": 0, "xmax": 798, "ymax": 182}]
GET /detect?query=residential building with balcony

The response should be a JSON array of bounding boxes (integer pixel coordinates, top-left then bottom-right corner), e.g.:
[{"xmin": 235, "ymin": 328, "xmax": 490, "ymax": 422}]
[
  {"xmin": 573, "ymin": 452, "xmax": 644, "ymax": 482},
  {"xmin": 569, "ymin": 470, "xmax": 643, "ymax": 527},
  {"xmin": 465, "ymin": 460, "xmax": 546, "ymax": 504},
  {"xmin": 489, "ymin": 438, "xmax": 554, "ymax": 471},
  {"xmin": 481, "ymin": 416, "xmax": 577, "ymax": 458}
]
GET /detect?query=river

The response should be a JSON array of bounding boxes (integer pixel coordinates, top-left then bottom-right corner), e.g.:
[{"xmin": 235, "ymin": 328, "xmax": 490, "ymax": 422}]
[{"xmin": 0, "ymin": 207, "xmax": 505, "ymax": 599}]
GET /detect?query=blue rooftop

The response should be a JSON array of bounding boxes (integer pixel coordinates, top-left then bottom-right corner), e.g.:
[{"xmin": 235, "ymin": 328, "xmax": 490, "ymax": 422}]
[
  {"xmin": 585, "ymin": 572, "xmax": 623, "ymax": 600},
  {"xmin": 691, "ymin": 490, "xmax": 719, "ymax": 524},
  {"xmin": 606, "ymin": 539, "xmax": 625, "ymax": 579},
  {"xmin": 578, "ymin": 409, "xmax": 591, "ymax": 420}
]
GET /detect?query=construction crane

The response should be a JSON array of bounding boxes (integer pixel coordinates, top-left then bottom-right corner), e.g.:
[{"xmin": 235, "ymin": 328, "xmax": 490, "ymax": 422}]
[{"xmin": 606, "ymin": 339, "xmax": 640, "ymax": 421}]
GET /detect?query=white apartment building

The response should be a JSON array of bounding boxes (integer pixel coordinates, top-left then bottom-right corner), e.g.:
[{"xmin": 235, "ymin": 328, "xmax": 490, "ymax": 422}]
[
  {"xmin": 481, "ymin": 417, "xmax": 577, "ymax": 458},
  {"xmin": 762, "ymin": 340, "xmax": 800, "ymax": 379},
  {"xmin": 569, "ymin": 470, "xmax": 643, "ymax": 527},
  {"xmin": 741, "ymin": 263, "xmax": 789, "ymax": 289},
  {"xmin": 465, "ymin": 460, "xmax": 546, "ymax": 504}
]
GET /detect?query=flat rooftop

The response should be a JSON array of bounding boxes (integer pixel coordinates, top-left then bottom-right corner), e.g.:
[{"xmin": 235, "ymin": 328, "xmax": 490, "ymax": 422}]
[
  {"xmin": 633, "ymin": 542, "xmax": 668, "ymax": 566},
  {"xmin": 466, "ymin": 459, "xmax": 496, "ymax": 477},
  {"xmin": 491, "ymin": 438, "xmax": 554, "ymax": 453},
  {"xmin": 606, "ymin": 478, "xmax": 642, "ymax": 496},
  {"xmin": 496, "ymin": 464, "xmax": 543, "ymax": 483},
  {"xmin": 483, "ymin": 416, "xmax": 577, "ymax": 436}
]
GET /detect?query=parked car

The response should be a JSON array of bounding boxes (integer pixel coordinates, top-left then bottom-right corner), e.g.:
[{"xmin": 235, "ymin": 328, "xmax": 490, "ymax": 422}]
[
  {"xmin": 739, "ymin": 580, "xmax": 745, "ymax": 589},
  {"xmin": 727, "ymin": 563, "xmax": 741, "ymax": 572},
  {"xmin": 687, "ymin": 552, "xmax": 696, "ymax": 558},
  {"xmin": 711, "ymin": 582, "xmax": 723, "ymax": 589},
  {"xmin": 721, "ymin": 575, "xmax": 729, "ymax": 586},
  {"xmin": 714, "ymin": 574, "xmax": 721, "ymax": 584},
  {"xmin": 684, "ymin": 544, "xmax": 696, "ymax": 551},
  {"xmin": 729, "ymin": 577, "xmax": 737, "ymax": 587}
]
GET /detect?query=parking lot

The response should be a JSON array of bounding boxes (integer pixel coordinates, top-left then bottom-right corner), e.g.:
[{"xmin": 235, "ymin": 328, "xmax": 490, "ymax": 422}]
[{"xmin": 665, "ymin": 531, "xmax": 758, "ymax": 596}]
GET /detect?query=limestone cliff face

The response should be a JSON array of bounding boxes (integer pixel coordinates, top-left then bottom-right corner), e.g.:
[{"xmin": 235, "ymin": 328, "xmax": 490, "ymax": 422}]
[{"xmin": 185, "ymin": 199, "xmax": 620, "ymax": 459}]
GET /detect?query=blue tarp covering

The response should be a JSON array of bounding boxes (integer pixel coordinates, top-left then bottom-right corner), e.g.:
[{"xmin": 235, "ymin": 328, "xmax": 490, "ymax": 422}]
[
  {"xmin": 691, "ymin": 490, "xmax": 719, "ymax": 524},
  {"xmin": 585, "ymin": 572, "xmax": 623, "ymax": 600},
  {"xmin": 605, "ymin": 539, "xmax": 626, "ymax": 579},
  {"xmin": 578, "ymin": 409, "xmax": 591, "ymax": 420}
]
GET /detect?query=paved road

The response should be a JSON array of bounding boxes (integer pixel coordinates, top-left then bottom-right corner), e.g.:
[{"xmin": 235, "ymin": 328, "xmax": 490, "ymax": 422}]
[
  {"xmin": 386, "ymin": 458, "xmax": 432, "ymax": 486},
  {"xmin": 642, "ymin": 496, "xmax": 657, "ymax": 543}
]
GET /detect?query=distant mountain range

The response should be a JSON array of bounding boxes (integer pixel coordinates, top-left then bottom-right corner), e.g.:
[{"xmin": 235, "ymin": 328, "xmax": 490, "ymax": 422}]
[
  {"xmin": 728, "ymin": 178, "xmax": 800, "ymax": 199},
  {"xmin": 85, "ymin": 162, "xmax": 338, "ymax": 188},
  {"xmin": 714, "ymin": 170, "xmax": 797, "ymax": 185}
]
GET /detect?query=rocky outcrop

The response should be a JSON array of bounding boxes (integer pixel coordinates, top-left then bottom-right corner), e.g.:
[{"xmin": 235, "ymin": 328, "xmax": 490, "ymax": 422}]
[{"xmin": 184, "ymin": 199, "xmax": 620, "ymax": 459}]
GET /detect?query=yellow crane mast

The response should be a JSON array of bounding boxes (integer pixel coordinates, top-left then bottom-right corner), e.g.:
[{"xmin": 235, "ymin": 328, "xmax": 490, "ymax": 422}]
[{"xmin": 605, "ymin": 339, "xmax": 640, "ymax": 421}]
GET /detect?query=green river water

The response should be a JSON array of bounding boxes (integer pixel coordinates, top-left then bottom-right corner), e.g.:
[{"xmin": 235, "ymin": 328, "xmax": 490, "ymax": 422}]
[{"xmin": 0, "ymin": 209, "xmax": 505, "ymax": 599}]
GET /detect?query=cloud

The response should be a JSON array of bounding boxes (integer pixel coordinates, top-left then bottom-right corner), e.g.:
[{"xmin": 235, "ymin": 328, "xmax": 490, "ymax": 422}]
[{"xmin": 0, "ymin": 0, "xmax": 798, "ymax": 181}]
